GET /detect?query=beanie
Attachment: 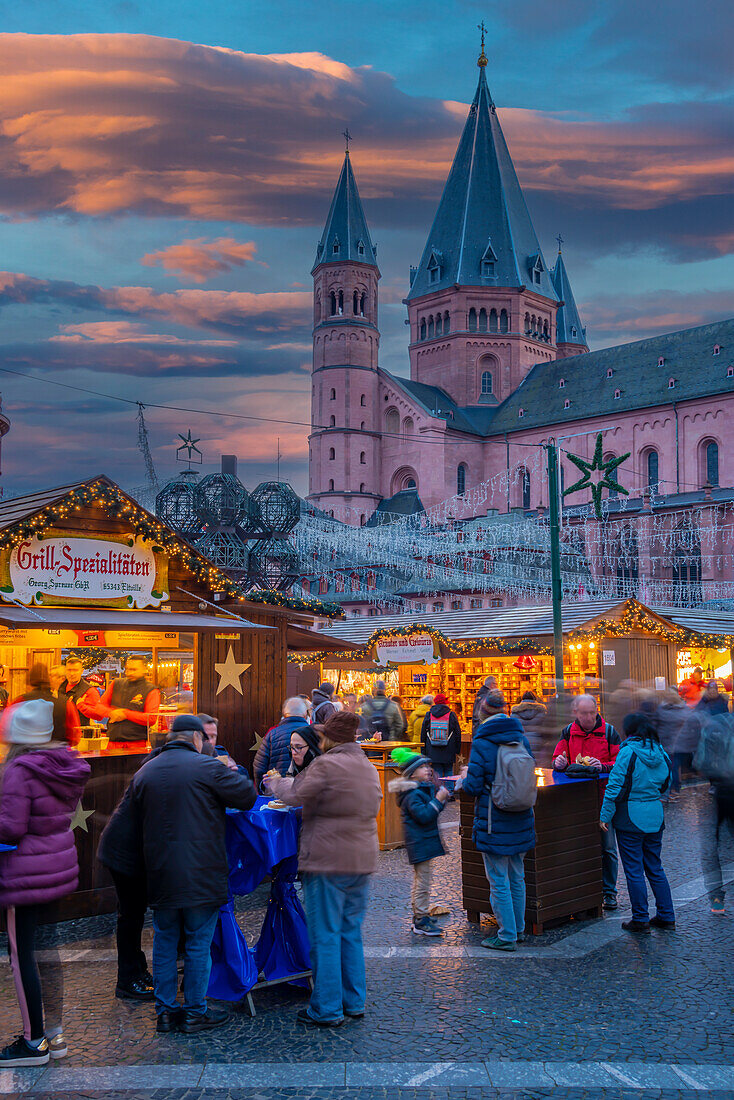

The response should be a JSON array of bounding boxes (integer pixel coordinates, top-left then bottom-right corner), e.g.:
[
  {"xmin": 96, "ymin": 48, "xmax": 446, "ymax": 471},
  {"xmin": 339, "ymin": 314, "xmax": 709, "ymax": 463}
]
[
  {"xmin": 480, "ymin": 688, "xmax": 506, "ymax": 717},
  {"xmin": 7, "ymin": 699, "xmax": 54, "ymax": 745},
  {"xmin": 170, "ymin": 714, "xmax": 206, "ymax": 736},
  {"xmin": 433, "ymin": 693, "xmax": 449, "ymax": 706},
  {"xmin": 321, "ymin": 710, "xmax": 359, "ymax": 744},
  {"xmin": 318, "ymin": 682, "xmax": 334, "ymax": 696},
  {"xmin": 391, "ymin": 747, "xmax": 430, "ymax": 778}
]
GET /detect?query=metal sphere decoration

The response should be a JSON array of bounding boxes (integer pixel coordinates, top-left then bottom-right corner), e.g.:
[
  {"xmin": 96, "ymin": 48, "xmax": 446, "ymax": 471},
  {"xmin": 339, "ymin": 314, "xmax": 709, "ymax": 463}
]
[
  {"xmin": 251, "ymin": 481, "xmax": 300, "ymax": 536},
  {"xmin": 194, "ymin": 473, "xmax": 259, "ymax": 529},
  {"xmin": 248, "ymin": 537, "xmax": 300, "ymax": 592},
  {"xmin": 155, "ymin": 471, "xmax": 204, "ymax": 540},
  {"xmin": 196, "ymin": 530, "xmax": 251, "ymax": 573}
]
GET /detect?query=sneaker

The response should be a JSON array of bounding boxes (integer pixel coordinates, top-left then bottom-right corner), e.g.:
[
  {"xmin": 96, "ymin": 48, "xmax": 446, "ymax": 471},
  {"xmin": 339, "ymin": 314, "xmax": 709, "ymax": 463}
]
[
  {"xmin": 411, "ymin": 916, "xmax": 442, "ymax": 937},
  {"xmin": 711, "ymin": 897, "xmax": 725, "ymax": 915},
  {"xmin": 0, "ymin": 1036, "xmax": 49, "ymax": 1067},
  {"xmin": 602, "ymin": 896, "xmax": 618, "ymax": 911},
  {"xmin": 296, "ymin": 1008, "xmax": 344, "ymax": 1027},
  {"xmin": 481, "ymin": 936, "xmax": 516, "ymax": 951},
  {"xmin": 47, "ymin": 1034, "xmax": 68, "ymax": 1059},
  {"xmin": 621, "ymin": 919, "xmax": 651, "ymax": 934},
  {"xmin": 650, "ymin": 915, "xmax": 676, "ymax": 930},
  {"xmin": 426, "ymin": 918, "xmax": 444, "ymax": 936}
]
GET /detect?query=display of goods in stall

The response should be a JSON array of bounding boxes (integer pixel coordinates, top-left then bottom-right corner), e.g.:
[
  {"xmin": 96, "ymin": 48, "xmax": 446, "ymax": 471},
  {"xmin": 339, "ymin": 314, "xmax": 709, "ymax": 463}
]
[
  {"xmin": 194, "ymin": 473, "xmax": 261, "ymax": 531},
  {"xmin": 251, "ymin": 482, "xmax": 300, "ymax": 537},
  {"xmin": 155, "ymin": 470, "xmax": 205, "ymax": 541},
  {"xmin": 248, "ymin": 537, "xmax": 300, "ymax": 591}
]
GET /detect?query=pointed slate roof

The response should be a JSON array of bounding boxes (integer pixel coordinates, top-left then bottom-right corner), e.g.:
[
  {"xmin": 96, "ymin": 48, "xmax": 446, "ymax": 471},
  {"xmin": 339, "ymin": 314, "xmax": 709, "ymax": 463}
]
[
  {"xmin": 551, "ymin": 250, "xmax": 588, "ymax": 348},
  {"xmin": 407, "ymin": 62, "xmax": 557, "ymax": 301},
  {"xmin": 312, "ymin": 152, "xmax": 377, "ymax": 272}
]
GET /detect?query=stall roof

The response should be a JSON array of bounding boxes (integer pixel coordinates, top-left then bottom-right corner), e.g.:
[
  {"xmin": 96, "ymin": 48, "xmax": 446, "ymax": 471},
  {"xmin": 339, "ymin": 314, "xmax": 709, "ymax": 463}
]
[
  {"xmin": 316, "ymin": 599, "xmax": 634, "ymax": 646},
  {"xmin": 0, "ymin": 606, "xmax": 272, "ymax": 633},
  {"xmin": 287, "ymin": 624, "xmax": 360, "ymax": 653},
  {"xmin": 0, "ymin": 480, "xmax": 92, "ymax": 529},
  {"xmin": 650, "ymin": 607, "xmax": 734, "ymax": 636}
]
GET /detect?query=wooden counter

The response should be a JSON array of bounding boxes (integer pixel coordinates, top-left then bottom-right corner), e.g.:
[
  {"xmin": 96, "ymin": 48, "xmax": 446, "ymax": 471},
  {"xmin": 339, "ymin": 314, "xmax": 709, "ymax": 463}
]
[
  {"xmin": 460, "ymin": 770, "xmax": 603, "ymax": 934},
  {"xmin": 359, "ymin": 740, "xmax": 414, "ymax": 851}
]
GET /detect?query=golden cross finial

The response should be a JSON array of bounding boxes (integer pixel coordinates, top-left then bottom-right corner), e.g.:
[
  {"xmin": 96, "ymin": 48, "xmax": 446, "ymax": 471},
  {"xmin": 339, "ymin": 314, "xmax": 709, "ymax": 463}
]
[
  {"xmin": 342, "ymin": 128, "xmax": 352, "ymax": 153},
  {"xmin": 556, "ymin": 233, "xmax": 564, "ymax": 254},
  {"xmin": 477, "ymin": 21, "xmax": 488, "ymax": 67}
]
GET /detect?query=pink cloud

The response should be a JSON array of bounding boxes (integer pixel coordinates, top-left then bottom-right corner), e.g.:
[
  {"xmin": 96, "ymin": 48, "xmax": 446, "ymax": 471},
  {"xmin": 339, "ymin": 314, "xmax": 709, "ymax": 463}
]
[
  {"xmin": 49, "ymin": 320, "xmax": 238, "ymax": 344},
  {"xmin": 140, "ymin": 237, "xmax": 261, "ymax": 282}
]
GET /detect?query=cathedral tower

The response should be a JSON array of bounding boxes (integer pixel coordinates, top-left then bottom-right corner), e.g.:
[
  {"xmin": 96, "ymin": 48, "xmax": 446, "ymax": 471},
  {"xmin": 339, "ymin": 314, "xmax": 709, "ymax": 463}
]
[
  {"xmin": 551, "ymin": 242, "xmax": 589, "ymax": 358},
  {"xmin": 308, "ymin": 146, "xmax": 381, "ymax": 522},
  {"xmin": 405, "ymin": 40, "xmax": 559, "ymax": 407}
]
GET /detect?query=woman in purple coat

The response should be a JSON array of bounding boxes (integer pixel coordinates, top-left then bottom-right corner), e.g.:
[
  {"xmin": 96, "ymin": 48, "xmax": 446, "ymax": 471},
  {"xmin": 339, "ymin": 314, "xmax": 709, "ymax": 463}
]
[{"xmin": 0, "ymin": 699, "xmax": 90, "ymax": 1067}]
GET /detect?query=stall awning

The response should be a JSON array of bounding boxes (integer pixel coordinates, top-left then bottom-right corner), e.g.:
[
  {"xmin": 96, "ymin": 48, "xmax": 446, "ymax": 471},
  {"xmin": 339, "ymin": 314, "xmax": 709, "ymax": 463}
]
[
  {"xmin": 286, "ymin": 623, "xmax": 360, "ymax": 654},
  {"xmin": 0, "ymin": 605, "xmax": 273, "ymax": 633}
]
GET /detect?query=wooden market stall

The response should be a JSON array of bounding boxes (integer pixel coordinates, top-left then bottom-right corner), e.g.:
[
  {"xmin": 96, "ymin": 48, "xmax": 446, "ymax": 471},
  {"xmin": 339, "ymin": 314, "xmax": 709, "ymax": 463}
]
[{"xmin": 0, "ymin": 476, "xmax": 340, "ymax": 920}]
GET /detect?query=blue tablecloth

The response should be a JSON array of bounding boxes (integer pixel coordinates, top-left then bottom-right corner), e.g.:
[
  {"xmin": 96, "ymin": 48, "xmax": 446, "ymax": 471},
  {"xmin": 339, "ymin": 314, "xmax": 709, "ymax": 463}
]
[
  {"xmin": 0, "ymin": 844, "xmax": 16, "ymax": 853},
  {"xmin": 208, "ymin": 796, "xmax": 310, "ymax": 1002}
]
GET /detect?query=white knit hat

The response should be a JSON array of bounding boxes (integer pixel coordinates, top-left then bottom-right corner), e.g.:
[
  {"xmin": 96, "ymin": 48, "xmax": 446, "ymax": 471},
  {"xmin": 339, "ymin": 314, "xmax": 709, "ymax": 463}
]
[{"xmin": 7, "ymin": 700, "xmax": 54, "ymax": 745}]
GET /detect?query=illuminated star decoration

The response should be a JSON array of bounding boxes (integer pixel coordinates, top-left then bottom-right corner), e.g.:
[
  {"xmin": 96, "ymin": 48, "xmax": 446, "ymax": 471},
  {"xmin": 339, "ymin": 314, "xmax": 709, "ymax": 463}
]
[
  {"xmin": 563, "ymin": 432, "xmax": 630, "ymax": 519},
  {"xmin": 70, "ymin": 801, "xmax": 95, "ymax": 833},
  {"xmin": 214, "ymin": 645, "xmax": 251, "ymax": 696},
  {"xmin": 176, "ymin": 430, "xmax": 202, "ymax": 464}
]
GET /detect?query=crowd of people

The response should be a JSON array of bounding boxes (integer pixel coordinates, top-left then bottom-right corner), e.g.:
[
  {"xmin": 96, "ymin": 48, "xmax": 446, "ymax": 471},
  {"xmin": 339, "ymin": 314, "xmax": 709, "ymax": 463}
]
[{"xmin": 0, "ymin": 660, "xmax": 732, "ymax": 1059}]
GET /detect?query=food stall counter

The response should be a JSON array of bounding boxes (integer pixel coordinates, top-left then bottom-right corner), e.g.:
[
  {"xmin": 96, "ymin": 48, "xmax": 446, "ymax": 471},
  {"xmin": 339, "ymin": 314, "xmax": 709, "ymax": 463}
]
[{"xmin": 359, "ymin": 740, "xmax": 415, "ymax": 851}]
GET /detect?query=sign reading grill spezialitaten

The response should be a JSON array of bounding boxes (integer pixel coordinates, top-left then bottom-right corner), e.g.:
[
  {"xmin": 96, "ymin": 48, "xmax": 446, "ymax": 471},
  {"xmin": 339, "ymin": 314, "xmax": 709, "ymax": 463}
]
[{"xmin": 0, "ymin": 532, "xmax": 169, "ymax": 609}]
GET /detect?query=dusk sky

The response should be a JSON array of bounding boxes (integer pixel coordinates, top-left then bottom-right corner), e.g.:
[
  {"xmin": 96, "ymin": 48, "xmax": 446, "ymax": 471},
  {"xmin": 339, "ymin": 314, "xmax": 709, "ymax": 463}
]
[{"xmin": 0, "ymin": 2, "xmax": 732, "ymax": 499}]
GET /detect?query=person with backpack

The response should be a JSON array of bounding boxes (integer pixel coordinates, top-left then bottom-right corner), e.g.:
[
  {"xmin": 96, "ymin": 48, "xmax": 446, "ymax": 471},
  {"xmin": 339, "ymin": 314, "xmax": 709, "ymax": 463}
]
[
  {"xmin": 420, "ymin": 693, "xmax": 462, "ymax": 778},
  {"xmin": 459, "ymin": 689, "xmax": 536, "ymax": 951},
  {"xmin": 360, "ymin": 681, "xmax": 403, "ymax": 742},
  {"xmin": 692, "ymin": 711, "xmax": 734, "ymax": 914},
  {"xmin": 552, "ymin": 694, "xmax": 622, "ymax": 911},
  {"xmin": 600, "ymin": 712, "xmax": 675, "ymax": 933},
  {"xmin": 311, "ymin": 683, "xmax": 337, "ymax": 725},
  {"xmin": 406, "ymin": 695, "xmax": 433, "ymax": 744},
  {"xmin": 472, "ymin": 676, "xmax": 498, "ymax": 734}
]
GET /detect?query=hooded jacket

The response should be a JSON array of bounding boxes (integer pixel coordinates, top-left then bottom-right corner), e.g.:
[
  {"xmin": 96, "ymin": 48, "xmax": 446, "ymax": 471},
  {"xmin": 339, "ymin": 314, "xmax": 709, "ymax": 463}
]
[
  {"xmin": 0, "ymin": 744, "xmax": 90, "ymax": 907},
  {"xmin": 420, "ymin": 704, "xmax": 462, "ymax": 765},
  {"xmin": 253, "ymin": 714, "xmax": 312, "ymax": 791},
  {"xmin": 600, "ymin": 738, "xmax": 672, "ymax": 834},
  {"xmin": 511, "ymin": 701, "xmax": 549, "ymax": 764},
  {"xmin": 406, "ymin": 703, "xmax": 431, "ymax": 744},
  {"xmin": 388, "ymin": 775, "xmax": 446, "ymax": 865},
  {"xmin": 311, "ymin": 690, "xmax": 337, "ymax": 724},
  {"xmin": 462, "ymin": 714, "xmax": 536, "ymax": 856}
]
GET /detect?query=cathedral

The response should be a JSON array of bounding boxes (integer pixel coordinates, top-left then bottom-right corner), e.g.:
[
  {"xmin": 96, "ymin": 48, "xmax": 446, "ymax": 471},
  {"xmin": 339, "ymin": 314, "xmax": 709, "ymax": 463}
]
[{"xmin": 308, "ymin": 44, "xmax": 733, "ymax": 553}]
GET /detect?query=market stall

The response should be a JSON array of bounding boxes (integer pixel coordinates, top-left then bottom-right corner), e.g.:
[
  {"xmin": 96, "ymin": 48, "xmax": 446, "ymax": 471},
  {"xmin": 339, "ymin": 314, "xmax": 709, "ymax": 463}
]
[{"xmin": 0, "ymin": 476, "xmax": 338, "ymax": 920}]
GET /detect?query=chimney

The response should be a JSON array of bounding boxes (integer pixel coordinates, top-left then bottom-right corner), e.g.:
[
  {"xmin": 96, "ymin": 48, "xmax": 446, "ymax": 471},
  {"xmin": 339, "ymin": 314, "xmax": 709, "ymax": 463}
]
[{"xmin": 221, "ymin": 455, "xmax": 237, "ymax": 477}]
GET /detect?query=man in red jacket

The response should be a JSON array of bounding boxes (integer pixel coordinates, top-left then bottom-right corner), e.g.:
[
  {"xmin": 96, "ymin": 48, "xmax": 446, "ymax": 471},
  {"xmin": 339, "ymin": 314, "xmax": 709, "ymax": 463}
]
[
  {"xmin": 552, "ymin": 694, "xmax": 622, "ymax": 911},
  {"xmin": 98, "ymin": 657, "xmax": 160, "ymax": 746}
]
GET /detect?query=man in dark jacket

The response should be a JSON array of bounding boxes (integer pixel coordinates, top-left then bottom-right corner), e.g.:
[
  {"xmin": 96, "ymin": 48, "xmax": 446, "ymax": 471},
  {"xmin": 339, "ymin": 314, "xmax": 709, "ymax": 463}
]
[
  {"xmin": 421, "ymin": 693, "xmax": 462, "ymax": 777},
  {"xmin": 461, "ymin": 690, "xmax": 536, "ymax": 951},
  {"xmin": 472, "ymin": 676, "xmax": 498, "ymax": 733},
  {"xmin": 511, "ymin": 691, "xmax": 550, "ymax": 766},
  {"xmin": 131, "ymin": 715, "xmax": 256, "ymax": 1034},
  {"xmin": 253, "ymin": 697, "xmax": 310, "ymax": 790},
  {"xmin": 311, "ymin": 682, "xmax": 337, "ymax": 723}
]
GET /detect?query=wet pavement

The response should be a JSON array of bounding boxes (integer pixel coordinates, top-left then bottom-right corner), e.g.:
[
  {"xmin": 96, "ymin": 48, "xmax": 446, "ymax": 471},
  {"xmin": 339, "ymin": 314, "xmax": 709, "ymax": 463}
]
[{"xmin": 0, "ymin": 784, "xmax": 732, "ymax": 1098}]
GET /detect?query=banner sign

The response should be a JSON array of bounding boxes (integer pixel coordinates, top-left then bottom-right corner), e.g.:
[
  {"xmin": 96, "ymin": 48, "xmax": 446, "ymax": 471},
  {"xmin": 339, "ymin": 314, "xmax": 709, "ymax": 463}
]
[
  {"xmin": 0, "ymin": 531, "xmax": 169, "ymax": 609},
  {"xmin": 374, "ymin": 632, "xmax": 440, "ymax": 667},
  {"xmin": 0, "ymin": 628, "xmax": 179, "ymax": 648}
]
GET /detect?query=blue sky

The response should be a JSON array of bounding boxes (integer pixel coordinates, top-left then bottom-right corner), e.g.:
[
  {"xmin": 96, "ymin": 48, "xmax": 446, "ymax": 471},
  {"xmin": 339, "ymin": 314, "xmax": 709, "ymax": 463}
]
[{"xmin": 0, "ymin": 2, "xmax": 731, "ymax": 498}]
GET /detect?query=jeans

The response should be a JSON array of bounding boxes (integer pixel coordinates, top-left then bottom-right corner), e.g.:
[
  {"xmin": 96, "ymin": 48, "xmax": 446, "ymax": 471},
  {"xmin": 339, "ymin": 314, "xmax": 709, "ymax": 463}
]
[
  {"xmin": 301, "ymin": 872, "xmax": 370, "ymax": 1023},
  {"xmin": 600, "ymin": 821, "xmax": 618, "ymax": 900},
  {"xmin": 411, "ymin": 860, "xmax": 433, "ymax": 920},
  {"xmin": 110, "ymin": 870, "xmax": 148, "ymax": 987},
  {"xmin": 481, "ymin": 852, "xmax": 527, "ymax": 942},
  {"xmin": 615, "ymin": 828, "xmax": 675, "ymax": 923},
  {"xmin": 152, "ymin": 906, "xmax": 219, "ymax": 1016},
  {"xmin": 431, "ymin": 761, "xmax": 454, "ymax": 779},
  {"xmin": 700, "ymin": 787, "xmax": 734, "ymax": 902},
  {"xmin": 671, "ymin": 752, "xmax": 694, "ymax": 793}
]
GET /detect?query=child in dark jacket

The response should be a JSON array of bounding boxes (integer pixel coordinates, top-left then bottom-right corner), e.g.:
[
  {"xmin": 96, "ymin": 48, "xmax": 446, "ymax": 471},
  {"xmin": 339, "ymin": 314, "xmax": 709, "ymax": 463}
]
[{"xmin": 389, "ymin": 750, "xmax": 450, "ymax": 936}]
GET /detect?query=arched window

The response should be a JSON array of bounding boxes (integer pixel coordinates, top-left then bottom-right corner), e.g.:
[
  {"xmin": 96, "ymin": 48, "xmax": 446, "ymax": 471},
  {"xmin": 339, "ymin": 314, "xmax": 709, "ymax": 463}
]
[
  {"xmin": 468, "ymin": 307, "xmax": 477, "ymax": 332},
  {"xmin": 420, "ymin": 317, "xmax": 426, "ymax": 341},
  {"xmin": 360, "ymin": 483, "xmax": 365, "ymax": 493},
  {"xmin": 330, "ymin": 292, "xmax": 337, "ymax": 315},
  {"xmin": 435, "ymin": 314, "xmax": 442, "ymax": 336},
  {"xmin": 603, "ymin": 453, "xmax": 619, "ymax": 499},
  {"xmin": 521, "ymin": 467, "xmax": 530, "ymax": 510},
  {"xmin": 444, "ymin": 311, "xmax": 450, "ymax": 333},
  {"xmin": 337, "ymin": 290, "xmax": 343, "ymax": 315},
  {"xmin": 360, "ymin": 451, "xmax": 366, "ymax": 464},
  {"xmin": 360, "ymin": 394, "xmax": 366, "ymax": 406},
  {"xmin": 531, "ymin": 314, "xmax": 537, "ymax": 335},
  {"xmin": 360, "ymin": 293, "xmax": 365, "ymax": 316},
  {"xmin": 457, "ymin": 464, "xmax": 467, "ymax": 496},
  {"xmin": 385, "ymin": 408, "xmax": 400, "ymax": 435},
  {"xmin": 328, "ymin": 447, "xmax": 335, "ymax": 460},
  {"xmin": 524, "ymin": 312, "xmax": 530, "ymax": 334},
  {"xmin": 646, "ymin": 449, "xmax": 659, "ymax": 491},
  {"xmin": 328, "ymin": 479, "xmax": 334, "ymax": 491},
  {"xmin": 403, "ymin": 416, "xmax": 414, "ymax": 437},
  {"xmin": 330, "ymin": 388, "xmax": 336, "ymax": 400},
  {"xmin": 706, "ymin": 440, "xmax": 719, "ymax": 486},
  {"xmin": 329, "ymin": 415, "xmax": 336, "ymax": 427},
  {"xmin": 315, "ymin": 296, "xmax": 321, "ymax": 322},
  {"xmin": 478, "ymin": 308, "xmax": 487, "ymax": 332},
  {"xmin": 481, "ymin": 371, "xmax": 493, "ymax": 395},
  {"xmin": 353, "ymin": 290, "xmax": 359, "ymax": 315},
  {"xmin": 500, "ymin": 308, "xmax": 509, "ymax": 333},
  {"xmin": 406, "ymin": 478, "xmax": 416, "ymax": 489},
  {"xmin": 489, "ymin": 308, "xmax": 498, "ymax": 332},
  {"xmin": 543, "ymin": 319, "xmax": 549, "ymax": 340},
  {"xmin": 360, "ymin": 421, "xmax": 365, "ymax": 430},
  {"xmin": 428, "ymin": 315, "xmax": 435, "ymax": 338}
]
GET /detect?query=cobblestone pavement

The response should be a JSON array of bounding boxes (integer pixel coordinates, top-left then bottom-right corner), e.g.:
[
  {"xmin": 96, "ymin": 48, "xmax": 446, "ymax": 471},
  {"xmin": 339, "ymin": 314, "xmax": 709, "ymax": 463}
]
[{"xmin": 0, "ymin": 785, "xmax": 732, "ymax": 1098}]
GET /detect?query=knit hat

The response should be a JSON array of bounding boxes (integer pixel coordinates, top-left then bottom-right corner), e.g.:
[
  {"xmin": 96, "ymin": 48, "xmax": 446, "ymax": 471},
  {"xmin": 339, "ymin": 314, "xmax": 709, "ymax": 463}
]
[
  {"xmin": 433, "ymin": 693, "xmax": 449, "ymax": 706},
  {"xmin": 321, "ymin": 710, "xmax": 359, "ymax": 744},
  {"xmin": 317, "ymin": 681, "xmax": 334, "ymax": 696},
  {"xmin": 391, "ymin": 747, "xmax": 431, "ymax": 778},
  {"xmin": 480, "ymin": 688, "xmax": 506, "ymax": 717},
  {"xmin": 7, "ymin": 699, "xmax": 54, "ymax": 745},
  {"xmin": 170, "ymin": 714, "xmax": 206, "ymax": 737}
]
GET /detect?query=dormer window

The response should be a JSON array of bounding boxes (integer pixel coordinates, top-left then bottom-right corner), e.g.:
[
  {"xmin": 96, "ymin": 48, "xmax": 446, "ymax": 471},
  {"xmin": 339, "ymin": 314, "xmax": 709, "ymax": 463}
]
[
  {"xmin": 357, "ymin": 239, "xmax": 365, "ymax": 257},
  {"xmin": 571, "ymin": 326, "xmax": 578, "ymax": 338},
  {"xmin": 668, "ymin": 378, "xmax": 676, "ymax": 389},
  {"xmin": 607, "ymin": 368, "xmax": 614, "ymax": 378},
  {"xmin": 427, "ymin": 249, "xmax": 442, "ymax": 285},
  {"xmin": 614, "ymin": 389, "xmax": 621, "ymax": 399},
  {"xmin": 481, "ymin": 239, "xmax": 498, "ymax": 279},
  {"xmin": 727, "ymin": 366, "xmax": 733, "ymax": 378},
  {"xmin": 658, "ymin": 356, "xmax": 665, "ymax": 366},
  {"xmin": 528, "ymin": 253, "xmax": 544, "ymax": 285},
  {"xmin": 332, "ymin": 238, "xmax": 340, "ymax": 255},
  {"xmin": 714, "ymin": 344, "xmax": 721, "ymax": 356},
  {"xmin": 564, "ymin": 399, "xmax": 570, "ymax": 409},
  {"xmin": 559, "ymin": 379, "xmax": 565, "ymax": 389},
  {"xmin": 518, "ymin": 407, "xmax": 524, "ymax": 418}
]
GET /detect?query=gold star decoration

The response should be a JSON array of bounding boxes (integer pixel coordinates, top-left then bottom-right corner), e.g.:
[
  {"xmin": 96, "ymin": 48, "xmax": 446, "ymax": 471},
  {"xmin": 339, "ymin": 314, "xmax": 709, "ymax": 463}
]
[
  {"xmin": 249, "ymin": 730, "xmax": 264, "ymax": 754},
  {"xmin": 214, "ymin": 646, "xmax": 250, "ymax": 696},
  {"xmin": 563, "ymin": 432, "xmax": 630, "ymax": 518},
  {"xmin": 70, "ymin": 801, "xmax": 95, "ymax": 833}
]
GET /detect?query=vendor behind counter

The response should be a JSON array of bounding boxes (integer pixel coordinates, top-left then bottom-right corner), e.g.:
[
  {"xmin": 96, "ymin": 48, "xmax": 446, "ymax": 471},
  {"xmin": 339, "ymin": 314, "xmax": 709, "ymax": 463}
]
[{"xmin": 97, "ymin": 656, "xmax": 160, "ymax": 744}]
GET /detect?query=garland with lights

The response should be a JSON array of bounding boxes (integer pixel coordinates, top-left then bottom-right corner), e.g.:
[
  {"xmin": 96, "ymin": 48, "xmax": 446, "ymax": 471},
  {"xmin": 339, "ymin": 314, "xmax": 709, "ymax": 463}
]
[
  {"xmin": 243, "ymin": 589, "xmax": 344, "ymax": 618},
  {"xmin": 565, "ymin": 600, "xmax": 734, "ymax": 648}
]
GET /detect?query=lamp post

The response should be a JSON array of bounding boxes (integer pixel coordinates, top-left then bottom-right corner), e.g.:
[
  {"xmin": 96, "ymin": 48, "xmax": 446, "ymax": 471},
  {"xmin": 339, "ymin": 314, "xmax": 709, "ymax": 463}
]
[{"xmin": 546, "ymin": 440, "xmax": 565, "ymax": 692}]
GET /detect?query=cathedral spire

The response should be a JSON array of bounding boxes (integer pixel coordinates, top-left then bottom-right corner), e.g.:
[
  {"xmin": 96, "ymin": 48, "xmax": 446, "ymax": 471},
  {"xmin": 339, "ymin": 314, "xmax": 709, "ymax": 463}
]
[
  {"xmin": 551, "ymin": 246, "xmax": 589, "ymax": 351},
  {"xmin": 312, "ymin": 145, "xmax": 377, "ymax": 273},
  {"xmin": 407, "ymin": 50, "xmax": 556, "ymax": 302}
]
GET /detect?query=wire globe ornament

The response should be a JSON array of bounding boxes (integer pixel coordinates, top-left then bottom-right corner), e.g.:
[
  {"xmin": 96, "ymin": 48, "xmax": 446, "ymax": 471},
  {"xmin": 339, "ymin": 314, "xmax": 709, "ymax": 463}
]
[
  {"xmin": 251, "ymin": 481, "xmax": 300, "ymax": 536},
  {"xmin": 196, "ymin": 530, "xmax": 251, "ymax": 573},
  {"xmin": 248, "ymin": 537, "xmax": 300, "ymax": 591},
  {"xmin": 194, "ymin": 473, "xmax": 260, "ymax": 530},
  {"xmin": 155, "ymin": 470, "xmax": 204, "ymax": 541}
]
